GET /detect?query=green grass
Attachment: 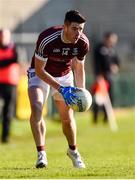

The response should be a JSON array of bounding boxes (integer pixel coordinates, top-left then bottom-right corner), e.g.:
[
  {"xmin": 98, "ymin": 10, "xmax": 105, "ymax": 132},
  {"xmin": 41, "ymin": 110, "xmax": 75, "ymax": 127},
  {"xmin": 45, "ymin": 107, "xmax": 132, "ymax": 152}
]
[{"xmin": 0, "ymin": 108, "xmax": 135, "ymax": 179}]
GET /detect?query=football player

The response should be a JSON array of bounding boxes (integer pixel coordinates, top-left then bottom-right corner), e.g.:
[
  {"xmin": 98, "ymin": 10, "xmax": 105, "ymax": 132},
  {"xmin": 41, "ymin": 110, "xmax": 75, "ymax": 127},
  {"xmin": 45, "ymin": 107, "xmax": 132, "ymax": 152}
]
[{"xmin": 28, "ymin": 10, "xmax": 90, "ymax": 168}]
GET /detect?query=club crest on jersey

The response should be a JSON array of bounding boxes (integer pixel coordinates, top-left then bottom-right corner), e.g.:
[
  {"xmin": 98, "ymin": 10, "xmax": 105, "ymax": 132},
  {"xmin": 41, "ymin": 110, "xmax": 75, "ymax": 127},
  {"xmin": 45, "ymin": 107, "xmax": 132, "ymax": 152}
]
[
  {"xmin": 72, "ymin": 48, "xmax": 78, "ymax": 56},
  {"xmin": 62, "ymin": 48, "xmax": 70, "ymax": 56}
]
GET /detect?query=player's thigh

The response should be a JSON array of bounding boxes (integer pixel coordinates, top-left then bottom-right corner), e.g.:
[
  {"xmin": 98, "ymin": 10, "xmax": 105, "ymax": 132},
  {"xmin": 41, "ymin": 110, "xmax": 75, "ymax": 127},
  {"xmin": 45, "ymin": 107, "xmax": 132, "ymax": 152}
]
[
  {"xmin": 54, "ymin": 100, "xmax": 74, "ymax": 122},
  {"xmin": 28, "ymin": 86, "xmax": 50, "ymax": 120},
  {"xmin": 28, "ymin": 70, "xmax": 50, "ymax": 114},
  {"xmin": 28, "ymin": 87, "xmax": 45, "ymax": 109}
]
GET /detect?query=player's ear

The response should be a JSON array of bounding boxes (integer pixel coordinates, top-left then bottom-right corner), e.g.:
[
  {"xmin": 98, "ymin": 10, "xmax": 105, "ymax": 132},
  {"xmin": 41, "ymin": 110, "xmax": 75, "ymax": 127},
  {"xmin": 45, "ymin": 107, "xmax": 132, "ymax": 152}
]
[
  {"xmin": 63, "ymin": 23, "xmax": 68, "ymax": 32},
  {"xmin": 64, "ymin": 21, "xmax": 70, "ymax": 28}
]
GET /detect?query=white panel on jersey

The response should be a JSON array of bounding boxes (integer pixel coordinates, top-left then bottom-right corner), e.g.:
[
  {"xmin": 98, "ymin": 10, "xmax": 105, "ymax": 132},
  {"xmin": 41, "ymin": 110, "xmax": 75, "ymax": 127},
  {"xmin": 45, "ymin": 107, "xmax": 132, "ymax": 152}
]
[{"xmin": 35, "ymin": 53, "xmax": 48, "ymax": 61}]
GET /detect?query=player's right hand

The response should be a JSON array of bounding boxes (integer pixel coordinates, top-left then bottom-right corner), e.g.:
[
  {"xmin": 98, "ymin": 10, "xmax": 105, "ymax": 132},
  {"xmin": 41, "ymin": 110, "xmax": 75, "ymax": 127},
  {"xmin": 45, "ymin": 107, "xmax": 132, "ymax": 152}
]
[{"xmin": 58, "ymin": 86, "xmax": 79, "ymax": 105}]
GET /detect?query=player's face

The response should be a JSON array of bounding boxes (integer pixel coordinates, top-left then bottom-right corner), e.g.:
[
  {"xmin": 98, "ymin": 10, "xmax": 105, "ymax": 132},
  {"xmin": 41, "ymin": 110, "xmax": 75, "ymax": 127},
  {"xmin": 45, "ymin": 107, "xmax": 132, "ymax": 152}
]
[{"xmin": 64, "ymin": 22, "xmax": 85, "ymax": 43}]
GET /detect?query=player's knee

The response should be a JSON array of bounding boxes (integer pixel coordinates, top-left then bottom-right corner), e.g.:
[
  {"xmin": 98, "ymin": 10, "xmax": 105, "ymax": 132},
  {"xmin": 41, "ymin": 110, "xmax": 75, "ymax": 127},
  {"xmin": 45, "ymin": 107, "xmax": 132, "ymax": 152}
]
[
  {"xmin": 31, "ymin": 101, "xmax": 43, "ymax": 120},
  {"xmin": 62, "ymin": 118, "xmax": 73, "ymax": 127}
]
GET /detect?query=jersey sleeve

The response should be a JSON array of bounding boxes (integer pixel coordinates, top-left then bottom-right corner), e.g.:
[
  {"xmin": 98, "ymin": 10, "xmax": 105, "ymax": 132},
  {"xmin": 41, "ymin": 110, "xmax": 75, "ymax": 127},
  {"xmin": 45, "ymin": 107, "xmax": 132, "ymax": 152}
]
[
  {"xmin": 77, "ymin": 38, "xmax": 90, "ymax": 61},
  {"xmin": 34, "ymin": 32, "xmax": 48, "ymax": 61}
]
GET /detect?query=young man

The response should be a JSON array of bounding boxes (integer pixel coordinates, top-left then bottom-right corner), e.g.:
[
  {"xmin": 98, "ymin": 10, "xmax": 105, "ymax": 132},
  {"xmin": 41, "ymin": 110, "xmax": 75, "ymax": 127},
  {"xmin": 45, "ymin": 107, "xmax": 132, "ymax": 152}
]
[{"xmin": 28, "ymin": 10, "xmax": 89, "ymax": 169}]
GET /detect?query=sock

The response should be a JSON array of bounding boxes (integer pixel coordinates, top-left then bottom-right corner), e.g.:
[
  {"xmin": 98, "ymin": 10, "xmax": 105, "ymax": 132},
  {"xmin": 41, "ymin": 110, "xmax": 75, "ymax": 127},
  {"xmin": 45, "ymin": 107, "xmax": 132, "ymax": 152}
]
[
  {"xmin": 69, "ymin": 145, "xmax": 76, "ymax": 151},
  {"xmin": 37, "ymin": 145, "xmax": 45, "ymax": 152}
]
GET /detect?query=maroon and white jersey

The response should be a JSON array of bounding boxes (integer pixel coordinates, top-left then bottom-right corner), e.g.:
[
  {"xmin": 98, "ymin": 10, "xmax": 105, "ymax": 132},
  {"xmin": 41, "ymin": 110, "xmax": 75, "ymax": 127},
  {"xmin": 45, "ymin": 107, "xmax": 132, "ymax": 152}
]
[{"xmin": 31, "ymin": 25, "xmax": 89, "ymax": 77}]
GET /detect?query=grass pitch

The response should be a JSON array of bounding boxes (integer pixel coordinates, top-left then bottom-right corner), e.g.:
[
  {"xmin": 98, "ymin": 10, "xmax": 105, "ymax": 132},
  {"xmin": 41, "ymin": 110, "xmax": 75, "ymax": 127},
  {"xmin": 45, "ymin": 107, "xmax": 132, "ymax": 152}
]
[{"xmin": 0, "ymin": 108, "xmax": 135, "ymax": 179}]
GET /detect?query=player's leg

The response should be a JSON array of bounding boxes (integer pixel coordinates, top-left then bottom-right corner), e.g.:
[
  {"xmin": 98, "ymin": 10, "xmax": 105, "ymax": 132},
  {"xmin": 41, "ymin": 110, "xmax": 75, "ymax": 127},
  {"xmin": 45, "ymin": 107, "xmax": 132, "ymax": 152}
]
[
  {"xmin": 28, "ymin": 86, "xmax": 48, "ymax": 168},
  {"xmin": 28, "ymin": 87, "xmax": 46, "ymax": 146},
  {"xmin": 52, "ymin": 71, "xmax": 77, "ymax": 147},
  {"xmin": 55, "ymin": 100, "xmax": 76, "ymax": 146},
  {"xmin": 51, "ymin": 71, "xmax": 85, "ymax": 168},
  {"xmin": 28, "ymin": 69, "xmax": 49, "ymax": 168},
  {"xmin": 54, "ymin": 99, "xmax": 85, "ymax": 168}
]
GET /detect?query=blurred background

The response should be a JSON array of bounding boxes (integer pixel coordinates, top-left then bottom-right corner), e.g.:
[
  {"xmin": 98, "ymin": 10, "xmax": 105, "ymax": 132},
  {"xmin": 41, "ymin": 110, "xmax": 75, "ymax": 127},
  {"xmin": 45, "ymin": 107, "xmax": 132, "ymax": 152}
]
[{"xmin": 0, "ymin": 0, "xmax": 135, "ymax": 119}]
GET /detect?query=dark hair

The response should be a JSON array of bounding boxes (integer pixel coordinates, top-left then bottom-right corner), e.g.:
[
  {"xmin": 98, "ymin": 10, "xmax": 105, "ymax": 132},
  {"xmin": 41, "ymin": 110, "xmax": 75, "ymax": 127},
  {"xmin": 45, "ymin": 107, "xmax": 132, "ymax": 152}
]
[{"xmin": 64, "ymin": 10, "xmax": 86, "ymax": 24}]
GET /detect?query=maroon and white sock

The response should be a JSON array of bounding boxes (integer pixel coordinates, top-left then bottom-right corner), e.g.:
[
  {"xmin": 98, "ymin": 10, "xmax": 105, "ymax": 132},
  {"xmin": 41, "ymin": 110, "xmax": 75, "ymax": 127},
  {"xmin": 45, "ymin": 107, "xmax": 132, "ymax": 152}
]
[
  {"xmin": 37, "ymin": 145, "xmax": 45, "ymax": 152},
  {"xmin": 69, "ymin": 145, "xmax": 76, "ymax": 151}
]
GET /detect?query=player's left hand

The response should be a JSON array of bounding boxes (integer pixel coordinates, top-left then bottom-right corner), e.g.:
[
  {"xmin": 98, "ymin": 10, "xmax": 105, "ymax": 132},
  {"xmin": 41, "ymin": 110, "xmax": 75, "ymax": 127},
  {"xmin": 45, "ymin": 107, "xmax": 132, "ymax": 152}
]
[{"xmin": 58, "ymin": 86, "xmax": 79, "ymax": 105}]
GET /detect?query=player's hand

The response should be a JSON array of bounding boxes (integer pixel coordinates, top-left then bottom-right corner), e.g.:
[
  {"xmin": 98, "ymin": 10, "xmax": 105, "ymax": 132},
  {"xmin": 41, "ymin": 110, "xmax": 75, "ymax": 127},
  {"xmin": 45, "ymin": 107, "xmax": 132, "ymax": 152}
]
[{"xmin": 58, "ymin": 86, "xmax": 79, "ymax": 105}]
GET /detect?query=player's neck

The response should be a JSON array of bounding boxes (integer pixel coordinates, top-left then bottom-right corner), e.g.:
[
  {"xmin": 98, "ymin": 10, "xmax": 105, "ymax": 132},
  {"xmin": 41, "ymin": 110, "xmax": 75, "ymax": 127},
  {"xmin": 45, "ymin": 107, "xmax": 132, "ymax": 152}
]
[{"xmin": 61, "ymin": 30, "xmax": 71, "ymax": 44}]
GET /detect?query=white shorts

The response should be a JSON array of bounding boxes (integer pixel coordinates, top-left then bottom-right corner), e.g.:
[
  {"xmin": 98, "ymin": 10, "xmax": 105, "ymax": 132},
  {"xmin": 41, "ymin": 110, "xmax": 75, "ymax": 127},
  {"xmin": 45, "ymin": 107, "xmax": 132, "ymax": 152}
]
[{"xmin": 27, "ymin": 68, "xmax": 74, "ymax": 100}]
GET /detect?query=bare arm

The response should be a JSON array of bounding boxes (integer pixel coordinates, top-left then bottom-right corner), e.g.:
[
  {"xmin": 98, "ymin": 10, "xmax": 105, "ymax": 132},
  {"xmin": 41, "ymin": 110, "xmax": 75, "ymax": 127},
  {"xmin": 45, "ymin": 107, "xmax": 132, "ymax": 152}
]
[
  {"xmin": 35, "ymin": 57, "xmax": 60, "ymax": 90},
  {"xmin": 72, "ymin": 57, "xmax": 86, "ymax": 88}
]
